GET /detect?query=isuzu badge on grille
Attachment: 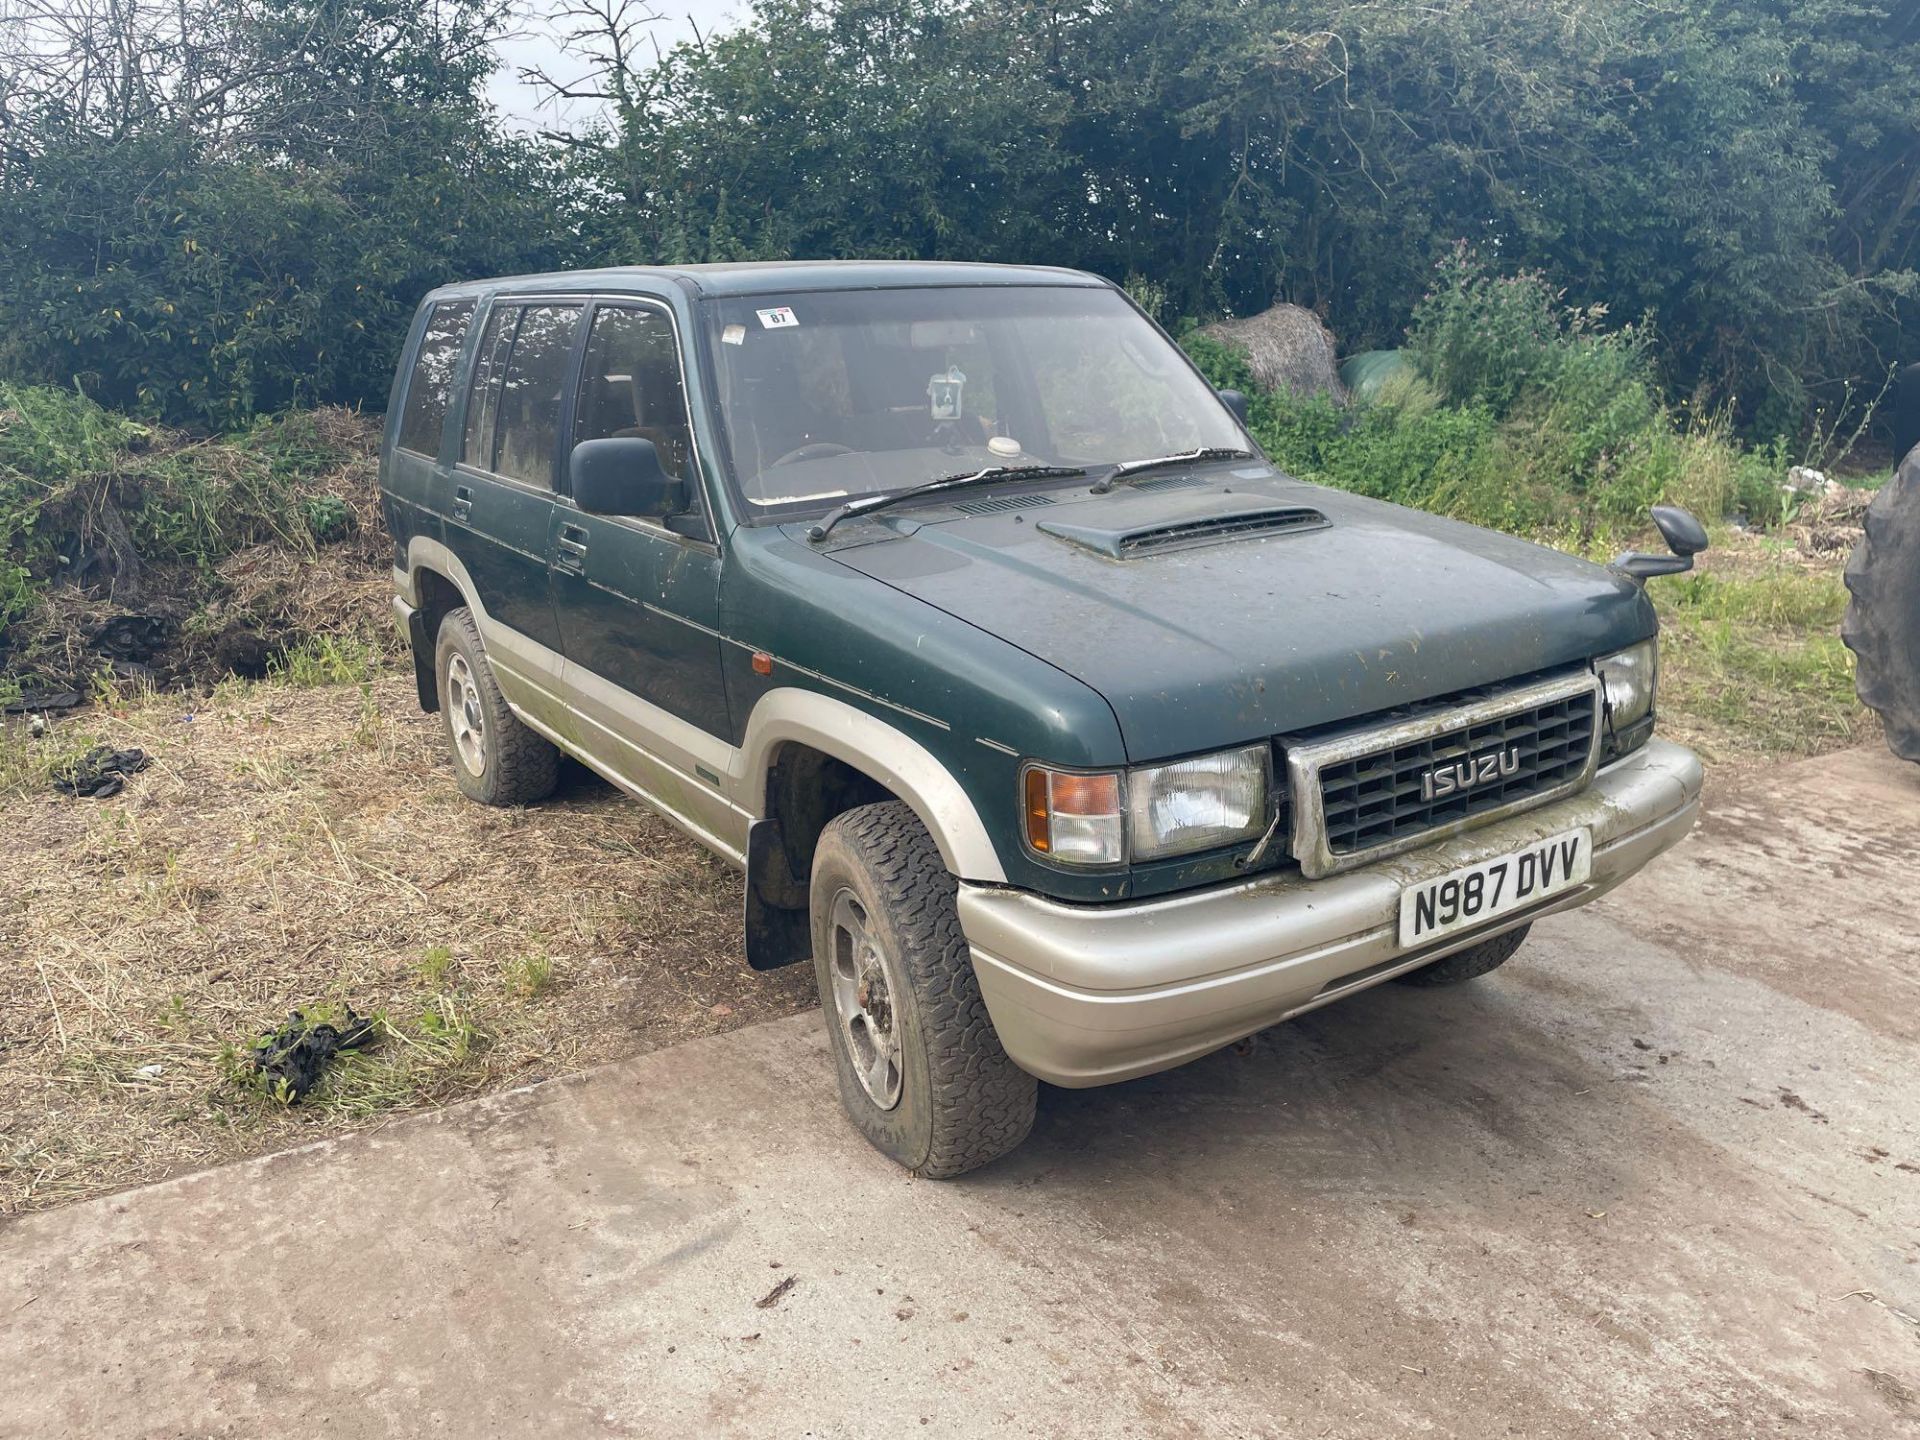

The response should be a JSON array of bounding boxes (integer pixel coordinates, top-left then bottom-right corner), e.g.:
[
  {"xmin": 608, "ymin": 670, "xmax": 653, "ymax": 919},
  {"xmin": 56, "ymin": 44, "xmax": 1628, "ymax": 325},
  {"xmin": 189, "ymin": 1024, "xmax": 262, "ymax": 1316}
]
[{"xmin": 1421, "ymin": 745, "xmax": 1522, "ymax": 801}]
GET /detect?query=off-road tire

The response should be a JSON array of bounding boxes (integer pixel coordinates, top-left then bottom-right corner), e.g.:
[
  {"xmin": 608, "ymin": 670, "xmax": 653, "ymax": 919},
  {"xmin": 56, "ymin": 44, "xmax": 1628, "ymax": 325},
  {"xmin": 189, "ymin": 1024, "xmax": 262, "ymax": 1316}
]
[
  {"xmin": 1841, "ymin": 446, "xmax": 1920, "ymax": 763},
  {"xmin": 434, "ymin": 607, "xmax": 559, "ymax": 806},
  {"xmin": 810, "ymin": 802, "xmax": 1036, "ymax": 1178},
  {"xmin": 1393, "ymin": 923, "xmax": 1530, "ymax": 987}
]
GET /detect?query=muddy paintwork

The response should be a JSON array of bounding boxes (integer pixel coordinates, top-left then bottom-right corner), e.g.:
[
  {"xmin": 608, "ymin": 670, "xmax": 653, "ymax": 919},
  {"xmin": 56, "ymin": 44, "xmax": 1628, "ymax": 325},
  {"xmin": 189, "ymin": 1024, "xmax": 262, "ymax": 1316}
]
[
  {"xmin": 814, "ymin": 467, "xmax": 1655, "ymax": 760},
  {"xmin": 383, "ymin": 260, "xmax": 1658, "ymax": 905}
]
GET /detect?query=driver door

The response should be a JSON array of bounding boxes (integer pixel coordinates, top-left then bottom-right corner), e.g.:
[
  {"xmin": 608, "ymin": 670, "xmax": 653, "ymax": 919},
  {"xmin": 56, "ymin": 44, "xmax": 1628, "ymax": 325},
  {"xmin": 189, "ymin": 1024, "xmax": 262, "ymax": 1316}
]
[{"xmin": 549, "ymin": 298, "xmax": 737, "ymax": 842}]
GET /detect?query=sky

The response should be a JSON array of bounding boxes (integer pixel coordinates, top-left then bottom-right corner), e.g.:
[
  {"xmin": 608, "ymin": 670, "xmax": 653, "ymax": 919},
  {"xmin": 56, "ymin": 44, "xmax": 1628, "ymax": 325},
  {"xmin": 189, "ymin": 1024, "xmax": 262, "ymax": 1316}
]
[{"xmin": 487, "ymin": 1, "xmax": 747, "ymax": 127}]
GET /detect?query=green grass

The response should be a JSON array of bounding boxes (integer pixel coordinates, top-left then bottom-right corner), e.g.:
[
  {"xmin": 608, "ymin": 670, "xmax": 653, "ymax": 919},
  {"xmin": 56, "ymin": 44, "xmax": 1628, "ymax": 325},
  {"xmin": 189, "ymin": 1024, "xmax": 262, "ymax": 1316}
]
[
  {"xmin": 0, "ymin": 719, "xmax": 107, "ymax": 801},
  {"xmin": 503, "ymin": 950, "xmax": 555, "ymax": 1000},
  {"xmin": 268, "ymin": 634, "xmax": 385, "ymax": 687},
  {"xmin": 2, "ymin": 386, "xmax": 371, "ymax": 688},
  {"xmin": 1658, "ymin": 566, "xmax": 1848, "ymax": 629},
  {"xmin": 1649, "ymin": 559, "xmax": 1864, "ymax": 755},
  {"xmin": 214, "ymin": 991, "xmax": 493, "ymax": 1119},
  {"xmin": 414, "ymin": 944, "xmax": 456, "ymax": 988}
]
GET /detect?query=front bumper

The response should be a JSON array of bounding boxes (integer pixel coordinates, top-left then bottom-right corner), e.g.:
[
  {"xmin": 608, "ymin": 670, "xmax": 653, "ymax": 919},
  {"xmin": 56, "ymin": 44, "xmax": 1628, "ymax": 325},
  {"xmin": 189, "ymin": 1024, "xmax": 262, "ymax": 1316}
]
[{"xmin": 959, "ymin": 738, "xmax": 1702, "ymax": 1088}]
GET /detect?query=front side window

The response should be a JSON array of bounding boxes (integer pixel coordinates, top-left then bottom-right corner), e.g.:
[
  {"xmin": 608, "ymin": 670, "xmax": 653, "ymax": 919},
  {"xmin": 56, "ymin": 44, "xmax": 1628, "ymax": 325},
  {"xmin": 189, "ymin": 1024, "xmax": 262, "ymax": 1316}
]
[
  {"xmin": 702, "ymin": 285, "xmax": 1244, "ymax": 517},
  {"xmin": 397, "ymin": 299, "xmax": 474, "ymax": 456},
  {"xmin": 460, "ymin": 302, "xmax": 583, "ymax": 487},
  {"xmin": 573, "ymin": 305, "xmax": 694, "ymax": 480}
]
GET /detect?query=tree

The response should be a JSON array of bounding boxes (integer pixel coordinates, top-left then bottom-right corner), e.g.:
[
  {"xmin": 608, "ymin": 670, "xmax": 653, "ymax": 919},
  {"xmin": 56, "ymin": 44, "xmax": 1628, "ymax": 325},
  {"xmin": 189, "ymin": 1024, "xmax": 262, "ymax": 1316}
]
[{"xmin": 0, "ymin": 0, "xmax": 577, "ymax": 423}]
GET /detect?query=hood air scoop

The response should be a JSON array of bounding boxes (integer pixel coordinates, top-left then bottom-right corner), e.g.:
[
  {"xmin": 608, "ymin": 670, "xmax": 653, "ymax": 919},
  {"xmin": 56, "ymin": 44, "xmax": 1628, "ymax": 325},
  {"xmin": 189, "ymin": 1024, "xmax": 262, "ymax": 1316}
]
[{"xmin": 1038, "ymin": 505, "xmax": 1330, "ymax": 560}]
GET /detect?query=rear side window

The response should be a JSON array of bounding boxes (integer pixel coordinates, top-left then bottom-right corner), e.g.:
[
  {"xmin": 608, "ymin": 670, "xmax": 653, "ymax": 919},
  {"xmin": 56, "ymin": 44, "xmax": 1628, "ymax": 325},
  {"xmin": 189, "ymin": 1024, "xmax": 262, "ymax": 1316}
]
[
  {"xmin": 462, "ymin": 305, "xmax": 517, "ymax": 469},
  {"xmin": 396, "ymin": 300, "xmax": 474, "ymax": 456},
  {"xmin": 461, "ymin": 303, "xmax": 582, "ymax": 487}
]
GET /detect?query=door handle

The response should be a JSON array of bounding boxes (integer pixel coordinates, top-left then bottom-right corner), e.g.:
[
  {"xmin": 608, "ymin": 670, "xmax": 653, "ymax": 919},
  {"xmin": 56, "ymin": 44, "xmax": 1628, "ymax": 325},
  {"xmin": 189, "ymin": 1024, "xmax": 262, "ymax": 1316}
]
[
  {"xmin": 554, "ymin": 523, "xmax": 589, "ymax": 576},
  {"xmin": 451, "ymin": 485, "xmax": 474, "ymax": 523}
]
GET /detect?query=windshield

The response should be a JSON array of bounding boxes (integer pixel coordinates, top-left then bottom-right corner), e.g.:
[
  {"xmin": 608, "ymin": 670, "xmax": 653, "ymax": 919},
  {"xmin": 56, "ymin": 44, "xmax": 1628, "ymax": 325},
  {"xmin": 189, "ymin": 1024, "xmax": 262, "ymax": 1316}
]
[{"xmin": 703, "ymin": 285, "xmax": 1247, "ymax": 516}]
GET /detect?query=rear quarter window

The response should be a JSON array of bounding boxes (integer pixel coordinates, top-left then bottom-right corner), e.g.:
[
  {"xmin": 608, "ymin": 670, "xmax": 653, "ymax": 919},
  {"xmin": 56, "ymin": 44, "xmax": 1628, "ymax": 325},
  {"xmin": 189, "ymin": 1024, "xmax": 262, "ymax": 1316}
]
[{"xmin": 396, "ymin": 300, "xmax": 475, "ymax": 456}]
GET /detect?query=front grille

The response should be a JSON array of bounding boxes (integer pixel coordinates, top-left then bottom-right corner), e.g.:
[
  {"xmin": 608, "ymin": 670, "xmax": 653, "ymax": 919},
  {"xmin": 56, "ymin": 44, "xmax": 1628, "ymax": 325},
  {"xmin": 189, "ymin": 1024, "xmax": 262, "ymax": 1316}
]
[{"xmin": 1315, "ymin": 687, "xmax": 1599, "ymax": 856}]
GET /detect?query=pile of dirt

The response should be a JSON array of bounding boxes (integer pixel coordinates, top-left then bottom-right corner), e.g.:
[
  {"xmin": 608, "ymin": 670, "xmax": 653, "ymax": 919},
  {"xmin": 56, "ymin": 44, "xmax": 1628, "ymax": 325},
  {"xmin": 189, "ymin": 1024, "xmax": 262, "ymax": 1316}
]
[{"xmin": 1, "ymin": 404, "xmax": 392, "ymax": 707}]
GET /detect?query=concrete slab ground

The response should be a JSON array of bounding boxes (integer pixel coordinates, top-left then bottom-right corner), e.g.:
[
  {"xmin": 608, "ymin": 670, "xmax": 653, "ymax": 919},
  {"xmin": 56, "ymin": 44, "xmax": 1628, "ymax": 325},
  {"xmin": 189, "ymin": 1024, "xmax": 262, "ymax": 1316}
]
[{"xmin": 4, "ymin": 746, "xmax": 1918, "ymax": 1439}]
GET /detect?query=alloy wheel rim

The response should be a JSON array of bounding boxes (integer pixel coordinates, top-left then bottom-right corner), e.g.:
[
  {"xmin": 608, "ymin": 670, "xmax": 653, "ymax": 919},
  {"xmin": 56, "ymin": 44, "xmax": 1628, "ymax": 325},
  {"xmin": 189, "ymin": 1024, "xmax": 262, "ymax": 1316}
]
[
  {"xmin": 446, "ymin": 653, "xmax": 486, "ymax": 776},
  {"xmin": 827, "ymin": 887, "xmax": 904, "ymax": 1111}
]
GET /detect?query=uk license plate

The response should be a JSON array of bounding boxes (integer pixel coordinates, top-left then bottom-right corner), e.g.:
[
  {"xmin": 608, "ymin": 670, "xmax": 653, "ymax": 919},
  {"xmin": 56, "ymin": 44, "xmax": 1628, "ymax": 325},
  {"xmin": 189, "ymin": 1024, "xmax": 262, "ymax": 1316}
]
[{"xmin": 1397, "ymin": 828, "xmax": 1591, "ymax": 945}]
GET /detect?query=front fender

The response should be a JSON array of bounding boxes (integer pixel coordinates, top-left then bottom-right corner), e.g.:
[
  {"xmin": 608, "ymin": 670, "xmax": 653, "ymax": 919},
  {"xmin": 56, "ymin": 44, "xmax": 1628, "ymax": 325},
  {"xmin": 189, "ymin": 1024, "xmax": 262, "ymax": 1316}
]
[{"xmin": 739, "ymin": 687, "xmax": 1006, "ymax": 883}]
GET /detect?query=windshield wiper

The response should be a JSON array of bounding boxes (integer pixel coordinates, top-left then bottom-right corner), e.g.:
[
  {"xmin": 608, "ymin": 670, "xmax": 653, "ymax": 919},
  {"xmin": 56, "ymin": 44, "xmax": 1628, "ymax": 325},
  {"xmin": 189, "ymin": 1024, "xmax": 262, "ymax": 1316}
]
[
  {"xmin": 1089, "ymin": 447, "xmax": 1255, "ymax": 494},
  {"xmin": 807, "ymin": 465, "xmax": 1087, "ymax": 541}
]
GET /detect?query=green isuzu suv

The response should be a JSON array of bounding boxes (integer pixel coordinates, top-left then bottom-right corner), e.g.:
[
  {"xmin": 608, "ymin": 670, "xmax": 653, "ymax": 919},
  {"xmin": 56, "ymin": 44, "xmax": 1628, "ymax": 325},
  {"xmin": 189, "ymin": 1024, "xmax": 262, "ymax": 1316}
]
[{"xmin": 381, "ymin": 261, "xmax": 1703, "ymax": 1176}]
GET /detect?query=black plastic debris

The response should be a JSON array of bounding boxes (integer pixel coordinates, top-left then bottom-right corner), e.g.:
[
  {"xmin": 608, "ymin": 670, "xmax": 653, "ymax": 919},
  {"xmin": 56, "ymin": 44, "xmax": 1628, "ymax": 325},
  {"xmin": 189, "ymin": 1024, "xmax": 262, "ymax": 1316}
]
[
  {"xmin": 91, "ymin": 613, "xmax": 175, "ymax": 664},
  {"xmin": 2, "ymin": 685, "xmax": 84, "ymax": 714},
  {"xmin": 249, "ymin": 1009, "xmax": 379, "ymax": 1103},
  {"xmin": 52, "ymin": 745, "xmax": 151, "ymax": 798}
]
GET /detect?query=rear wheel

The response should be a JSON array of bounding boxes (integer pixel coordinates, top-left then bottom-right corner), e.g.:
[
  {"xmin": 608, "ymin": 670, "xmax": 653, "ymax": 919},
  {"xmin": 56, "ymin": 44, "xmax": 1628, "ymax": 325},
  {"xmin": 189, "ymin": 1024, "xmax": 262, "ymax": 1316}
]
[
  {"xmin": 434, "ymin": 607, "xmax": 559, "ymax": 806},
  {"xmin": 1394, "ymin": 923, "xmax": 1530, "ymax": 987},
  {"xmin": 1841, "ymin": 447, "xmax": 1920, "ymax": 763},
  {"xmin": 810, "ymin": 802, "xmax": 1036, "ymax": 1178}
]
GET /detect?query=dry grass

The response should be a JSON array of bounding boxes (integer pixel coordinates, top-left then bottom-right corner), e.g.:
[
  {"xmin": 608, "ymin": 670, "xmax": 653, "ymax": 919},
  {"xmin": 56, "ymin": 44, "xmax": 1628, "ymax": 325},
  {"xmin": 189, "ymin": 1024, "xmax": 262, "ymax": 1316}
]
[{"xmin": 0, "ymin": 673, "xmax": 813, "ymax": 1215}]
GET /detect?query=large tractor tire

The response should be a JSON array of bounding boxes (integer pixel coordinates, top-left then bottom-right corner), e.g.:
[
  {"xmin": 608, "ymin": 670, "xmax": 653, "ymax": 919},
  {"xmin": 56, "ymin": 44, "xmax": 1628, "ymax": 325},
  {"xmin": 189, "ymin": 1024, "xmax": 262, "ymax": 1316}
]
[{"xmin": 1842, "ymin": 446, "xmax": 1920, "ymax": 763}]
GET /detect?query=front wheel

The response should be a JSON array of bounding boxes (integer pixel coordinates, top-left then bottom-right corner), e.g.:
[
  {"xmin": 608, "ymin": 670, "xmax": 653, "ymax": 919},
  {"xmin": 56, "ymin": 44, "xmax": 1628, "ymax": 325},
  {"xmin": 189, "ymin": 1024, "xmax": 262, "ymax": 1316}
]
[
  {"xmin": 1393, "ymin": 923, "xmax": 1530, "ymax": 987},
  {"xmin": 810, "ymin": 802, "xmax": 1036, "ymax": 1178}
]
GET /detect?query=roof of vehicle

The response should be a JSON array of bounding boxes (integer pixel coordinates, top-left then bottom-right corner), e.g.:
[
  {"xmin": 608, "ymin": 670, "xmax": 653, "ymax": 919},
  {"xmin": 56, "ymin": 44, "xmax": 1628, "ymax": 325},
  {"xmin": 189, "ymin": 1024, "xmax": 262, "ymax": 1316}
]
[{"xmin": 423, "ymin": 260, "xmax": 1110, "ymax": 303}]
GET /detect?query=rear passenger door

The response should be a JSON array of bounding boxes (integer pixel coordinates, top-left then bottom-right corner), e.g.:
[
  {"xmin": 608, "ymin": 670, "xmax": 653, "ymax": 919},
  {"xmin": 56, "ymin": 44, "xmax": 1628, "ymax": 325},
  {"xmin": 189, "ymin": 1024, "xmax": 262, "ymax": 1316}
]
[
  {"xmin": 550, "ymin": 298, "xmax": 736, "ymax": 839},
  {"xmin": 450, "ymin": 300, "xmax": 582, "ymax": 693}
]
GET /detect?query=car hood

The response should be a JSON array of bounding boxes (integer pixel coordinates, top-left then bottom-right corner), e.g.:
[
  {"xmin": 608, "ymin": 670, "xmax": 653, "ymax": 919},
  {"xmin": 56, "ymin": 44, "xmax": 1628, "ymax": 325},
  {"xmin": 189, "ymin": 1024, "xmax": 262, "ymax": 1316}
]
[{"xmin": 809, "ymin": 471, "xmax": 1655, "ymax": 760}]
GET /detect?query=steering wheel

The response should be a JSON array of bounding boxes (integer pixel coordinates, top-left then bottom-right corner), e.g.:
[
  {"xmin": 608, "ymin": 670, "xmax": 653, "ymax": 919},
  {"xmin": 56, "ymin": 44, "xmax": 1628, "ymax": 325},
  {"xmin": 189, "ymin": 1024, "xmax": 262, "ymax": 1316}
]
[{"xmin": 770, "ymin": 442, "xmax": 856, "ymax": 468}]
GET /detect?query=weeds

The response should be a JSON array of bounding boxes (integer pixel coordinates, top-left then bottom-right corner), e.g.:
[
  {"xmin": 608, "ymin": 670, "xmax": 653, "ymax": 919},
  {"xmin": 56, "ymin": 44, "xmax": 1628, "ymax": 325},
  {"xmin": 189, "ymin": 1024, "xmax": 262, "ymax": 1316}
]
[
  {"xmin": 1, "ymin": 387, "xmax": 382, "ymax": 706},
  {"xmin": 505, "ymin": 950, "xmax": 555, "ymax": 1000},
  {"xmin": 269, "ymin": 634, "xmax": 384, "ymax": 687},
  {"xmin": 1660, "ymin": 567, "xmax": 1847, "ymax": 629},
  {"xmin": 413, "ymin": 993, "xmax": 486, "ymax": 1065},
  {"xmin": 1650, "ymin": 550, "xmax": 1868, "ymax": 755},
  {"xmin": 413, "ymin": 947, "xmax": 454, "ymax": 991}
]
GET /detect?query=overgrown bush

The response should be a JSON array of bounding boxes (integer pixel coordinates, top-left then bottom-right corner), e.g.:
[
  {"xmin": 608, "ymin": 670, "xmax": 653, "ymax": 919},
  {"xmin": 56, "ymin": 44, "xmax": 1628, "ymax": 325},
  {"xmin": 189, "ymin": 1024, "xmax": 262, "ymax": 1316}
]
[
  {"xmin": 0, "ymin": 384, "xmax": 146, "ymax": 629},
  {"xmin": 1187, "ymin": 249, "xmax": 1784, "ymax": 539},
  {"xmin": 0, "ymin": 385, "xmax": 384, "ymax": 693}
]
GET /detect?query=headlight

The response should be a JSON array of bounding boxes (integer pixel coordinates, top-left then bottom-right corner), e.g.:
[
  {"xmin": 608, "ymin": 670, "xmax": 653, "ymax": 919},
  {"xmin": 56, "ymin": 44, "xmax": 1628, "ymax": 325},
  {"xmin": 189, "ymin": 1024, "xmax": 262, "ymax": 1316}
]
[
  {"xmin": 1596, "ymin": 639, "xmax": 1657, "ymax": 747},
  {"xmin": 1128, "ymin": 745, "xmax": 1270, "ymax": 860},
  {"xmin": 1022, "ymin": 744, "xmax": 1271, "ymax": 867}
]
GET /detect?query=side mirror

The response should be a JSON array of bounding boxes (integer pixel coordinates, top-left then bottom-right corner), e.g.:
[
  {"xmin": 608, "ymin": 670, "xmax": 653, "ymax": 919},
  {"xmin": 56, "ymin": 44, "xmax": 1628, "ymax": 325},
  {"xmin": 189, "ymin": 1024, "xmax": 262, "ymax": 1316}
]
[
  {"xmin": 1611, "ymin": 504, "xmax": 1709, "ymax": 584},
  {"xmin": 1217, "ymin": 388, "xmax": 1250, "ymax": 425},
  {"xmin": 569, "ymin": 437, "xmax": 689, "ymax": 518}
]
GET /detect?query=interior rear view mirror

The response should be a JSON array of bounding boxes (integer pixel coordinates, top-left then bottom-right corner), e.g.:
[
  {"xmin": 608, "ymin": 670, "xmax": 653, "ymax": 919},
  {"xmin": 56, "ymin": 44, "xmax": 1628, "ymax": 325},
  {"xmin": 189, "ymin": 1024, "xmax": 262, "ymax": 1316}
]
[{"xmin": 908, "ymin": 319, "xmax": 981, "ymax": 349}]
